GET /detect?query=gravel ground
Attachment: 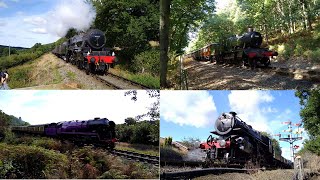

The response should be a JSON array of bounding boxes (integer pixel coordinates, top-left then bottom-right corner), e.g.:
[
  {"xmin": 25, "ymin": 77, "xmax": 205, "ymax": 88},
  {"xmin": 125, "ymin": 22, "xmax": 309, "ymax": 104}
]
[
  {"xmin": 161, "ymin": 167, "xmax": 297, "ymax": 180},
  {"xmin": 20, "ymin": 53, "xmax": 113, "ymax": 89},
  {"xmin": 184, "ymin": 60, "xmax": 319, "ymax": 90},
  {"xmin": 271, "ymin": 57, "xmax": 320, "ymax": 71}
]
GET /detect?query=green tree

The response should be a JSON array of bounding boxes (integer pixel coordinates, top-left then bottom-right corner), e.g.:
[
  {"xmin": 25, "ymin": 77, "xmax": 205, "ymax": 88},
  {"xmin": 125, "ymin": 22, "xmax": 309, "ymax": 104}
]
[
  {"xmin": 295, "ymin": 89, "xmax": 320, "ymax": 155},
  {"xmin": 92, "ymin": 0, "xmax": 159, "ymax": 62},
  {"xmin": 125, "ymin": 117, "xmax": 136, "ymax": 125}
]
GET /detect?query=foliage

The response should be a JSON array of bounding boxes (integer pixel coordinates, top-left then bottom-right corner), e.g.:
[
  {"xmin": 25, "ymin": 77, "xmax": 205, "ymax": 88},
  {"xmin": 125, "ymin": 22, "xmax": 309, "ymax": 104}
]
[
  {"xmin": 92, "ymin": 0, "xmax": 159, "ymax": 62},
  {"xmin": 124, "ymin": 90, "xmax": 160, "ymax": 120},
  {"xmin": 169, "ymin": 0, "xmax": 216, "ymax": 52},
  {"xmin": 0, "ymin": 43, "xmax": 55, "ymax": 71},
  {"xmin": 0, "ymin": 137, "xmax": 158, "ymax": 179},
  {"xmin": 164, "ymin": 136, "xmax": 172, "ymax": 146},
  {"xmin": 116, "ymin": 120, "xmax": 159, "ymax": 146},
  {"xmin": 295, "ymin": 89, "xmax": 320, "ymax": 155},
  {"xmin": 192, "ymin": 14, "xmax": 235, "ymax": 50},
  {"xmin": 0, "ymin": 143, "xmax": 68, "ymax": 179},
  {"xmin": 132, "ymin": 48, "xmax": 160, "ymax": 76}
]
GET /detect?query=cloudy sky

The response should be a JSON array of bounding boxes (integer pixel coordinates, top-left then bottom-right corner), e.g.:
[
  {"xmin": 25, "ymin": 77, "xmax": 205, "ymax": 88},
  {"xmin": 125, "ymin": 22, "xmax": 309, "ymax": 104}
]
[
  {"xmin": 0, "ymin": 90, "xmax": 156, "ymax": 125},
  {"xmin": 161, "ymin": 90, "xmax": 308, "ymax": 161},
  {"xmin": 0, "ymin": 0, "xmax": 96, "ymax": 48}
]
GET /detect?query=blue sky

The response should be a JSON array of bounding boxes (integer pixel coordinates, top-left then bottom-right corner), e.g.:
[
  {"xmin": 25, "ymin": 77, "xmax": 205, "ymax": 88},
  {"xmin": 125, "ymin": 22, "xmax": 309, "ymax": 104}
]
[
  {"xmin": 0, "ymin": 90, "xmax": 156, "ymax": 125},
  {"xmin": 161, "ymin": 90, "xmax": 308, "ymax": 161},
  {"xmin": 0, "ymin": 0, "xmax": 96, "ymax": 47}
]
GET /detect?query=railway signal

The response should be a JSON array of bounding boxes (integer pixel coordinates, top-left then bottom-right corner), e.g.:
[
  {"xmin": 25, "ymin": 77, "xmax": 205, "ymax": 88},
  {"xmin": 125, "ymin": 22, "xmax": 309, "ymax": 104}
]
[{"xmin": 277, "ymin": 120, "xmax": 303, "ymax": 162}]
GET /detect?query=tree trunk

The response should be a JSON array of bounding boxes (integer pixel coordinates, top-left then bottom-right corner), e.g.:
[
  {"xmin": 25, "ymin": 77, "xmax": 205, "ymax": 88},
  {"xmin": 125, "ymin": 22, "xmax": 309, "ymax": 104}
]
[{"xmin": 160, "ymin": 0, "xmax": 171, "ymax": 88}]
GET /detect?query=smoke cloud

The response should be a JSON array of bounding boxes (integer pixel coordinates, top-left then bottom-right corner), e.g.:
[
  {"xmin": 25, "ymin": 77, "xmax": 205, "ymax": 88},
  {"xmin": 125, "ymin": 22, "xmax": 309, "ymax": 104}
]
[{"xmin": 46, "ymin": 0, "xmax": 96, "ymax": 37}]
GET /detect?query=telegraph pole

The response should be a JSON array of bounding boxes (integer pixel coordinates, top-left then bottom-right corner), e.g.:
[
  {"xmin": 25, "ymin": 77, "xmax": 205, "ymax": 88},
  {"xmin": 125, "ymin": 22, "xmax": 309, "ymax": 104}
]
[
  {"xmin": 9, "ymin": 45, "xmax": 10, "ymax": 56},
  {"xmin": 275, "ymin": 121, "xmax": 303, "ymax": 162}
]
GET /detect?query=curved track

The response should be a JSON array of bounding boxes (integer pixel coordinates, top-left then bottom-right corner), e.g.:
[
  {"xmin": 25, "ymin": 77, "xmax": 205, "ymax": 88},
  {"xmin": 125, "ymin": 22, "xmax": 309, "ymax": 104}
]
[
  {"xmin": 55, "ymin": 54, "xmax": 152, "ymax": 89},
  {"xmin": 111, "ymin": 149, "xmax": 159, "ymax": 166}
]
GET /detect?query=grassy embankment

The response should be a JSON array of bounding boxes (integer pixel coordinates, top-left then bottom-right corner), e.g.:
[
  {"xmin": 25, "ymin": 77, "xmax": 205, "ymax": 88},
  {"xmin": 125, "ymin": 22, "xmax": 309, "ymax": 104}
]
[
  {"xmin": 115, "ymin": 142, "xmax": 159, "ymax": 156},
  {"xmin": 0, "ymin": 135, "xmax": 158, "ymax": 179}
]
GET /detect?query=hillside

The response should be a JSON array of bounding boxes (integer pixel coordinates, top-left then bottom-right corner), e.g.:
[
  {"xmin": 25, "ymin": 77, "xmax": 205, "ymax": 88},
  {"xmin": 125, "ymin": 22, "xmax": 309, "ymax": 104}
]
[{"xmin": 0, "ymin": 110, "xmax": 29, "ymax": 127}]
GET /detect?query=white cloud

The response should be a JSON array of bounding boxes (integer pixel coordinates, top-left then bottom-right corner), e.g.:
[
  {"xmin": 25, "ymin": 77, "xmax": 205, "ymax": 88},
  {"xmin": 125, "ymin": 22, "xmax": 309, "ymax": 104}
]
[
  {"xmin": 24, "ymin": 17, "xmax": 47, "ymax": 26},
  {"xmin": 228, "ymin": 90, "xmax": 274, "ymax": 132},
  {"xmin": 30, "ymin": 28, "xmax": 47, "ymax": 34},
  {"xmin": 0, "ymin": 90, "xmax": 156, "ymax": 125},
  {"xmin": 261, "ymin": 107, "xmax": 278, "ymax": 113},
  {"xmin": 161, "ymin": 91, "xmax": 217, "ymax": 128},
  {"xmin": 0, "ymin": 20, "xmax": 6, "ymax": 26},
  {"xmin": 0, "ymin": 1, "xmax": 8, "ymax": 8},
  {"xmin": 0, "ymin": 0, "xmax": 96, "ymax": 47}
]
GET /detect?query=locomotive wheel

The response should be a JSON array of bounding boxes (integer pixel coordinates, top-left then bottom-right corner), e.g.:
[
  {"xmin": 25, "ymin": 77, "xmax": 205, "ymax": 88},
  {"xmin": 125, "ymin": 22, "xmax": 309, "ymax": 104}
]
[{"xmin": 85, "ymin": 63, "xmax": 90, "ymax": 75}]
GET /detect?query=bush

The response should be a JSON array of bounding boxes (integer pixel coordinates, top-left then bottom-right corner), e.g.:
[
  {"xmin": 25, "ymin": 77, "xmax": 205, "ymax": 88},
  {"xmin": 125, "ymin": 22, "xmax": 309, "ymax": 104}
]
[
  {"xmin": 117, "ymin": 120, "xmax": 159, "ymax": 146},
  {"xmin": 132, "ymin": 49, "xmax": 160, "ymax": 76},
  {"xmin": 0, "ymin": 144, "xmax": 68, "ymax": 179}
]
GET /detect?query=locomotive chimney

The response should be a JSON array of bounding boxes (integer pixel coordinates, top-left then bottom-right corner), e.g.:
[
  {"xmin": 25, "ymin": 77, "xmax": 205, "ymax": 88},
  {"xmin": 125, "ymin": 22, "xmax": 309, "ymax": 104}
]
[
  {"xmin": 230, "ymin": 112, "xmax": 237, "ymax": 117},
  {"xmin": 248, "ymin": 27, "xmax": 253, "ymax": 32}
]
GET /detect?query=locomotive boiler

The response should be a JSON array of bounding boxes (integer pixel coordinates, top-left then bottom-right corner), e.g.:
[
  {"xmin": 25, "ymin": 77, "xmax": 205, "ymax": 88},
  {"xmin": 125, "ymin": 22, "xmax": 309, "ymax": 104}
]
[
  {"xmin": 11, "ymin": 117, "xmax": 117, "ymax": 149},
  {"xmin": 200, "ymin": 112, "xmax": 292, "ymax": 169},
  {"xmin": 187, "ymin": 28, "xmax": 278, "ymax": 69},
  {"xmin": 53, "ymin": 29, "xmax": 117, "ymax": 75}
]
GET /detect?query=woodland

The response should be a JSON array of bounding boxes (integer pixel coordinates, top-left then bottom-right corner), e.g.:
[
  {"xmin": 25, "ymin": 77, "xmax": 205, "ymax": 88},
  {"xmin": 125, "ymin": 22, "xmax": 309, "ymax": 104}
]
[{"xmin": 160, "ymin": 0, "xmax": 320, "ymax": 88}]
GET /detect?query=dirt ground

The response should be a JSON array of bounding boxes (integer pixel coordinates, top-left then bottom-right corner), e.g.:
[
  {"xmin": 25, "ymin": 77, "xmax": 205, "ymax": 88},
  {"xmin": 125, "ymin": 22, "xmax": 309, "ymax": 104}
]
[
  {"xmin": 183, "ymin": 60, "xmax": 319, "ymax": 90},
  {"xmin": 195, "ymin": 169, "xmax": 295, "ymax": 180},
  {"xmin": 15, "ymin": 53, "xmax": 111, "ymax": 89}
]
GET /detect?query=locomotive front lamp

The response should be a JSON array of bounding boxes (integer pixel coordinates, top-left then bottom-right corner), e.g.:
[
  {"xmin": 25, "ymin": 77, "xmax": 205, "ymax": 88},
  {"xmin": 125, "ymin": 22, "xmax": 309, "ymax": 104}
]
[{"xmin": 219, "ymin": 140, "xmax": 226, "ymax": 147}]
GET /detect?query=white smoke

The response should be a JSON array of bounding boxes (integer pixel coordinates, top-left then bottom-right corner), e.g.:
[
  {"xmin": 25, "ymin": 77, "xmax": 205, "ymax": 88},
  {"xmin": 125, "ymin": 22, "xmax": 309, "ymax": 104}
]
[{"xmin": 46, "ymin": 0, "xmax": 96, "ymax": 37}]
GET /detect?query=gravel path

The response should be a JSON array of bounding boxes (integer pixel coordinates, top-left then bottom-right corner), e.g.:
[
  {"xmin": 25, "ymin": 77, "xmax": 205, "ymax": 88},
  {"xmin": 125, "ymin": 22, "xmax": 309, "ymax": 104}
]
[
  {"xmin": 23, "ymin": 53, "xmax": 113, "ymax": 89},
  {"xmin": 184, "ymin": 60, "xmax": 319, "ymax": 90}
]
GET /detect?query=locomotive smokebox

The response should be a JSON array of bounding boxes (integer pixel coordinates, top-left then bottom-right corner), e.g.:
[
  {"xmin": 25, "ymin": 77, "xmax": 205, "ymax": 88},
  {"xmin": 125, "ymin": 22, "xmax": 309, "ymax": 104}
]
[
  {"xmin": 239, "ymin": 31, "xmax": 263, "ymax": 48},
  {"xmin": 84, "ymin": 29, "xmax": 106, "ymax": 50},
  {"xmin": 214, "ymin": 112, "xmax": 235, "ymax": 135}
]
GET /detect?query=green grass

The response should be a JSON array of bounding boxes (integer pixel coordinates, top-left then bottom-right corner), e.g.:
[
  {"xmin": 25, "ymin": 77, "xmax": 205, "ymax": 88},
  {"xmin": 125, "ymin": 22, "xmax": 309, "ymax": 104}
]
[
  {"xmin": 66, "ymin": 71, "xmax": 76, "ymax": 81},
  {"xmin": 111, "ymin": 67, "xmax": 160, "ymax": 89},
  {"xmin": 115, "ymin": 142, "xmax": 159, "ymax": 156}
]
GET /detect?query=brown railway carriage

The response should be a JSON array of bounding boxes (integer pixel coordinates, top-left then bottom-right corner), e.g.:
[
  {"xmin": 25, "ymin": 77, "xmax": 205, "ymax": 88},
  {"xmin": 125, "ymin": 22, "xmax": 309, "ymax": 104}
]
[{"xmin": 11, "ymin": 125, "xmax": 45, "ymax": 135}]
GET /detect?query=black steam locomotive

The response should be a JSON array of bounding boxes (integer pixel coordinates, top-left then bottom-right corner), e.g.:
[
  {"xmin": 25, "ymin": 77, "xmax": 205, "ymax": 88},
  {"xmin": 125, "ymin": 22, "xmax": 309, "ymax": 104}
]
[
  {"xmin": 11, "ymin": 117, "xmax": 117, "ymax": 149},
  {"xmin": 187, "ymin": 29, "xmax": 278, "ymax": 69},
  {"xmin": 52, "ymin": 29, "xmax": 117, "ymax": 75},
  {"xmin": 200, "ymin": 112, "xmax": 292, "ymax": 169}
]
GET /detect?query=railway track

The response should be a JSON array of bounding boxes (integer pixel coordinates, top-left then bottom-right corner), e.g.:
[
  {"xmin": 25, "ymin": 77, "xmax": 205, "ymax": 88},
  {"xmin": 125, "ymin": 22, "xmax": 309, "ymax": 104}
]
[
  {"xmin": 111, "ymin": 149, "xmax": 159, "ymax": 166},
  {"xmin": 93, "ymin": 72, "xmax": 151, "ymax": 89},
  {"xmin": 161, "ymin": 167, "xmax": 259, "ymax": 179},
  {"xmin": 56, "ymin": 55, "xmax": 152, "ymax": 89},
  {"xmin": 161, "ymin": 160, "xmax": 243, "ymax": 169}
]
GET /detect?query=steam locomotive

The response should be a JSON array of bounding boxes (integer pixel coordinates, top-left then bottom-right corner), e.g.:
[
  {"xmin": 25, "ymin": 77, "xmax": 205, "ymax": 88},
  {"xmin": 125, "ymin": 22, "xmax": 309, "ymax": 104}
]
[
  {"xmin": 187, "ymin": 29, "xmax": 278, "ymax": 69},
  {"xmin": 11, "ymin": 117, "xmax": 117, "ymax": 149},
  {"xmin": 52, "ymin": 29, "xmax": 117, "ymax": 75},
  {"xmin": 200, "ymin": 112, "xmax": 292, "ymax": 169}
]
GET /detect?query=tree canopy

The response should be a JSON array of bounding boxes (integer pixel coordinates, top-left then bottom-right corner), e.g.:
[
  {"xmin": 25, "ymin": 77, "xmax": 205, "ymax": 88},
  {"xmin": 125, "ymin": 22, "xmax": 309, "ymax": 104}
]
[{"xmin": 295, "ymin": 89, "xmax": 320, "ymax": 155}]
